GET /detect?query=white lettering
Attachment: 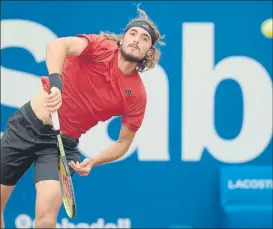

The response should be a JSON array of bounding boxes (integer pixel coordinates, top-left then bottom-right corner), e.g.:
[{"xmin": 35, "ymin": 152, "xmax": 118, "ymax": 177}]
[
  {"xmin": 90, "ymin": 218, "xmax": 105, "ymax": 228},
  {"xmin": 15, "ymin": 214, "xmax": 32, "ymax": 228},
  {"xmin": 105, "ymin": 223, "xmax": 117, "ymax": 228},
  {"xmin": 182, "ymin": 23, "xmax": 272, "ymax": 163},
  {"xmin": 15, "ymin": 215, "xmax": 131, "ymax": 228},
  {"xmin": 1, "ymin": 19, "xmax": 57, "ymax": 108},
  {"xmin": 76, "ymin": 223, "xmax": 90, "ymax": 228},
  {"xmin": 118, "ymin": 218, "xmax": 131, "ymax": 228},
  {"xmin": 228, "ymin": 179, "xmax": 273, "ymax": 189},
  {"xmin": 62, "ymin": 218, "xmax": 76, "ymax": 228}
]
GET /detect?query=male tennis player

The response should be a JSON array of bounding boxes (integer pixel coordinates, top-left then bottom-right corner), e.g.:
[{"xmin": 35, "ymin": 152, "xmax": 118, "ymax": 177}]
[{"xmin": 0, "ymin": 6, "xmax": 165, "ymax": 228}]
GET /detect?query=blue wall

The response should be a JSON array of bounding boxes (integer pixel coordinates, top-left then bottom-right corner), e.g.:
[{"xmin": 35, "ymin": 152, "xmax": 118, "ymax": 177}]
[{"xmin": 1, "ymin": 1, "xmax": 272, "ymax": 228}]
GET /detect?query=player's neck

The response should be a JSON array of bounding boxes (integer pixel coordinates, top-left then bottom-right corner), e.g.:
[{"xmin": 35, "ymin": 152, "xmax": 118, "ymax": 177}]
[{"xmin": 117, "ymin": 52, "xmax": 137, "ymax": 76}]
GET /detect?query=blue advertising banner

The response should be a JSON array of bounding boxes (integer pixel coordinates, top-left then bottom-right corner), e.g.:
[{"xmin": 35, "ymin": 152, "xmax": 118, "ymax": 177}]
[
  {"xmin": 220, "ymin": 166, "xmax": 272, "ymax": 205},
  {"xmin": 1, "ymin": 1, "xmax": 272, "ymax": 228},
  {"xmin": 220, "ymin": 166, "xmax": 272, "ymax": 228}
]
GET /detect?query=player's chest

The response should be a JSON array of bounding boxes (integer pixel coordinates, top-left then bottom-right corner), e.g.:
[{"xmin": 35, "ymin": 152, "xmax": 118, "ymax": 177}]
[
  {"xmin": 84, "ymin": 63, "xmax": 137, "ymax": 114},
  {"xmin": 89, "ymin": 74, "xmax": 133, "ymax": 115}
]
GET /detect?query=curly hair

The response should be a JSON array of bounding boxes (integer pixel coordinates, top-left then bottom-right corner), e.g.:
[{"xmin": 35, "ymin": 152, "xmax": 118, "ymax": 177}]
[{"xmin": 99, "ymin": 5, "xmax": 165, "ymax": 72}]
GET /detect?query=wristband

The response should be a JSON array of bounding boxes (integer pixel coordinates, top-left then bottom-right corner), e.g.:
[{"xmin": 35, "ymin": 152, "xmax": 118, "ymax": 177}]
[{"xmin": 49, "ymin": 73, "xmax": 63, "ymax": 92}]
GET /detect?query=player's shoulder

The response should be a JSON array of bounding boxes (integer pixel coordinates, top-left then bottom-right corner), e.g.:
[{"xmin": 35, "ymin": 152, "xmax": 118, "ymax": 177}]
[
  {"xmin": 76, "ymin": 33, "xmax": 118, "ymax": 62},
  {"xmin": 77, "ymin": 33, "xmax": 118, "ymax": 49},
  {"xmin": 76, "ymin": 33, "xmax": 103, "ymax": 41}
]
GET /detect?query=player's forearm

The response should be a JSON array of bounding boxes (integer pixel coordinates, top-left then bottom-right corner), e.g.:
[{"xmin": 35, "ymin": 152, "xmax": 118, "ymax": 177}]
[
  {"xmin": 92, "ymin": 141, "xmax": 130, "ymax": 166},
  {"xmin": 46, "ymin": 41, "xmax": 67, "ymax": 74}
]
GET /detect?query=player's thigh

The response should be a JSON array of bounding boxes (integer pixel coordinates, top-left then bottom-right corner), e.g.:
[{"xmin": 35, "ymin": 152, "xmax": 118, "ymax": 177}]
[
  {"xmin": 35, "ymin": 180, "xmax": 62, "ymax": 217},
  {"xmin": 34, "ymin": 146, "xmax": 80, "ymax": 184},
  {"xmin": 1, "ymin": 106, "xmax": 36, "ymax": 187},
  {"xmin": 1, "ymin": 136, "xmax": 34, "ymax": 187},
  {"xmin": 34, "ymin": 156, "xmax": 62, "ymax": 217},
  {"xmin": 34, "ymin": 147, "xmax": 80, "ymax": 216}
]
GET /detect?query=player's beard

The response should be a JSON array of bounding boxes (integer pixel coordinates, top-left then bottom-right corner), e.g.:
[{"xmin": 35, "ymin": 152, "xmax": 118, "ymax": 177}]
[{"xmin": 120, "ymin": 45, "xmax": 145, "ymax": 63}]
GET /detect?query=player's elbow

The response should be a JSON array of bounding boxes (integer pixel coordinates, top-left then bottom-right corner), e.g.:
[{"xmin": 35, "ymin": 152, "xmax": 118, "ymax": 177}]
[
  {"xmin": 117, "ymin": 140, "xmax": 131, "ymax": 154},
  {"xmin": 46, "ymin": 38, "xmax": 68, "ymax": 55},
  {"xmin": 46, "ymin": 39, "xmax": 60, "ymax": 49}
]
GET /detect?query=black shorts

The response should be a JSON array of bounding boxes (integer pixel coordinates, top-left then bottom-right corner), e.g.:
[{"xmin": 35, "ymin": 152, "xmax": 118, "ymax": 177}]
[{"xmin": 0, "ymin": 101, "xmax": 81, "ymax": 186}]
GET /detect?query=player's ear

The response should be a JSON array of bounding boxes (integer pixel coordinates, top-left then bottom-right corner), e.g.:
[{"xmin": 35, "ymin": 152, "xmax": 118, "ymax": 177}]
[
  {"xmin": 146, "ymin": 46, "xmax": 155, "ymax": 57},
  {"xmin": 119, "ymin": 38, "xmax": 124, "ymax": 46}
]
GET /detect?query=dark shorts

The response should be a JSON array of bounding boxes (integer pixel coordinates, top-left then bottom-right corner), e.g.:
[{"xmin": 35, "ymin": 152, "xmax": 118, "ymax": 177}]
[{"xmin": 0, "ymin": 101, "xmax": 81, "ymax": 186}]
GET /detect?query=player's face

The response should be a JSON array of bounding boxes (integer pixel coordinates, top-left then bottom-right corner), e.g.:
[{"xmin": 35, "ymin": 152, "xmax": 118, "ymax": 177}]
[{"xmin": 120, "ymin": 27, "xmax": 153, "ymax": 63}]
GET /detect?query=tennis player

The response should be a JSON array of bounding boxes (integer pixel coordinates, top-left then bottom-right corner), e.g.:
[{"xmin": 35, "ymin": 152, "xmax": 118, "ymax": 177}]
[{"xmin": 0, "ymin": 6, "xmax": 165, "ymax": 228}]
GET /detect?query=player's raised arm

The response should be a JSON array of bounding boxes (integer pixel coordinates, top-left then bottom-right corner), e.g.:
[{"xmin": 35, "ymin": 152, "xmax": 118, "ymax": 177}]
[
  {"xmin": 46, "ymin": 37, "xmax": 88, "ymax": 74},
  {"xmin": 44, "ymin": 37, "xmax": 89, "ymax": 113}
]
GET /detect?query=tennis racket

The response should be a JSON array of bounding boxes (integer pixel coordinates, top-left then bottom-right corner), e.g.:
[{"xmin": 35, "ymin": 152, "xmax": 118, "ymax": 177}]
[{"xmin": 52, "ymin": 111, "xmax": 76, "ymax": 218}]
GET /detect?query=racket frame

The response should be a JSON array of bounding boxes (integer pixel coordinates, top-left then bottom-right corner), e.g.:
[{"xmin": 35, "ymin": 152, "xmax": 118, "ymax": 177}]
[{"xmin": 52, "ymin": 112, "xmax": 76, "ymax": 218}]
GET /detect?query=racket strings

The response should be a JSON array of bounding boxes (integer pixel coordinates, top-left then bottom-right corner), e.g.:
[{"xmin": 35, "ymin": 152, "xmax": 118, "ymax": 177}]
[{"xmin": 60, "ymin": 162, "xmax": 73, "ymax": 215}]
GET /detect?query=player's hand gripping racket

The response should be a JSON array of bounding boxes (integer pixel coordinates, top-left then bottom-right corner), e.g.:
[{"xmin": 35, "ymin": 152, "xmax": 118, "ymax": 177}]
[{"xmin": 52, "ymin": 111, "xmax": 76, "ymax": 218}]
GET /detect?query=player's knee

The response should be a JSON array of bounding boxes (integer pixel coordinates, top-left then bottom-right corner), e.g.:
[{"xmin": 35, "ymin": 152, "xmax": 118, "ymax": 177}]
[
  {"xmin": 0, "ymin": 213, "xmax": 4, "ymax": 229},
  {"xmin": 0, "ymin": 184, "xmax": 15, "ymax": 211},
  {"xmin": 35, "ymin": 214, "xmax": 56, "ymax": 228},
  {"xmin": 35, "ymin": 202, "xmax": 60, "ymax": 228}
]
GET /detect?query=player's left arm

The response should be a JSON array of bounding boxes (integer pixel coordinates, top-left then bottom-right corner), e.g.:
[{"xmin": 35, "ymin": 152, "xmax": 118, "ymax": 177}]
[
  {"xmin": 91, "ymin": 88, "xmax": 147, "ymax": 166},
  {"xmin": 69, "ymin": 86, "xmax": 146, "ymax": 175},
  {"xmin": 69, "ymin": 125, "xmax": 137, "ymax": 175},
  {"xmin": 91, "ymin": 125, "xmax": 136, "ymax": 166},
  {"xmin": 90, "ymin": 86, "xmax": 147, "ymax": 167}
]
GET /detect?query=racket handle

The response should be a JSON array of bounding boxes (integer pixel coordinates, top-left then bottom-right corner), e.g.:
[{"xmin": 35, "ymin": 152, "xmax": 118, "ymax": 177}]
[{"xmin": 52, "ymin": 111, "xmax": 60, "ymax": 131}]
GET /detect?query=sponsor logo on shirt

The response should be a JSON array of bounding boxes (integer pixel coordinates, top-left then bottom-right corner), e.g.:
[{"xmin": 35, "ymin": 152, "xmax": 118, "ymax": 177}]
[{"xmin": 124, "ymin": 89, "xmax": 132, "ymax": 96}]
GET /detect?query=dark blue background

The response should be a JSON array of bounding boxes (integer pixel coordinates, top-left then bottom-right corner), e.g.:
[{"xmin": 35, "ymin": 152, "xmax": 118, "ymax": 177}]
[{"xmin": 1, "ymin": 1, "xmax": 272, "ymax": 228}]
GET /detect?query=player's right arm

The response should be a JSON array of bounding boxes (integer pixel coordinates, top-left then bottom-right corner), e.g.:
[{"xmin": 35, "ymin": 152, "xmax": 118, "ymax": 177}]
[
  {"xmin": 44, "ymin": 37, "xmax": 88, "ymax": 112},
  {"xmin": 46, "ymin": 37, "xmax": 88, "ymax": 75}
]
